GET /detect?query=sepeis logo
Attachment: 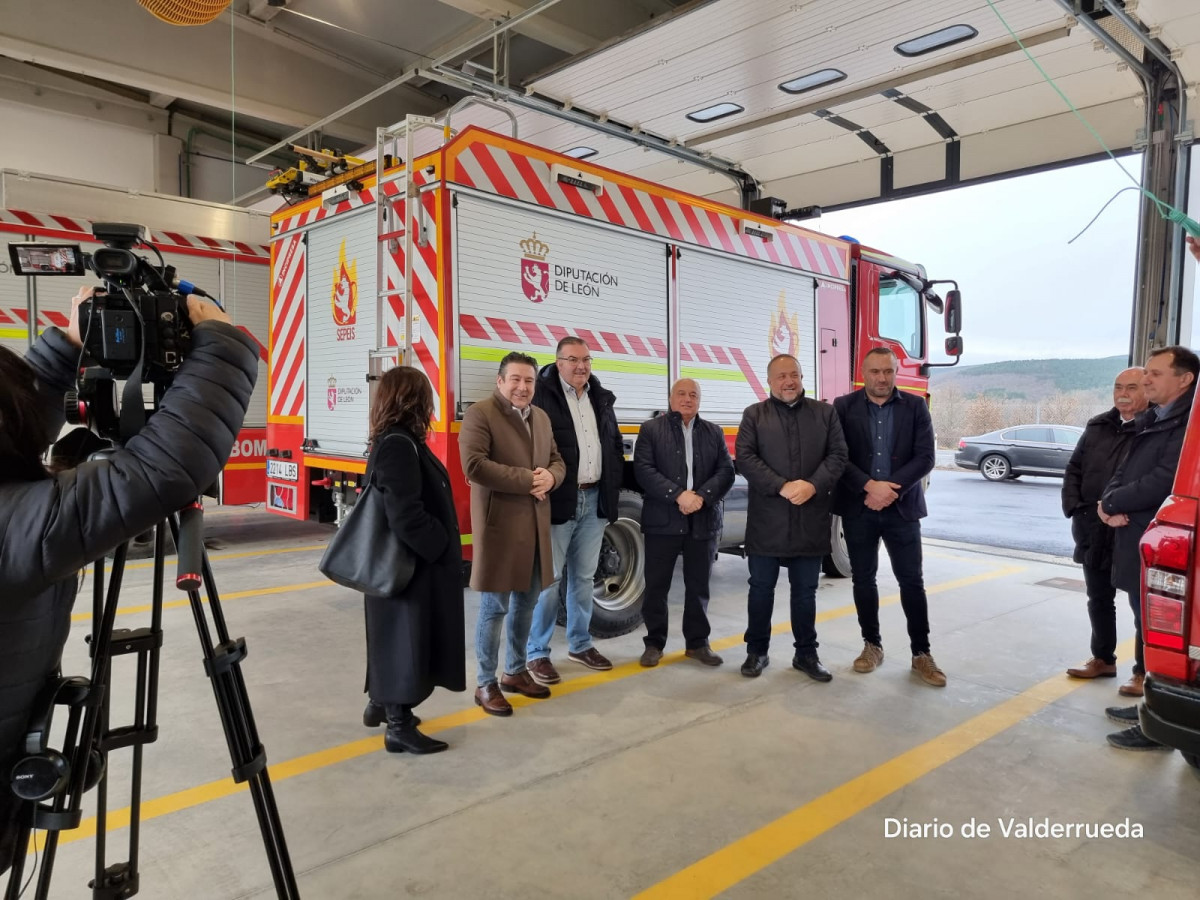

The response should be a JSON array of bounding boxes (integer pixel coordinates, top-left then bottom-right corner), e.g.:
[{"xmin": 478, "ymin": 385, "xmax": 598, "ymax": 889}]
[
  {"xmin": 768, "ymin": 290, "xmax": 798, "ymax": 359},
  {"xmin": 331, "ymin": 240, "xmax": 358, "ymax": 341},
  {"xmin": 520, "ymin": 233, "xmax": 550, "ymax": 303}
]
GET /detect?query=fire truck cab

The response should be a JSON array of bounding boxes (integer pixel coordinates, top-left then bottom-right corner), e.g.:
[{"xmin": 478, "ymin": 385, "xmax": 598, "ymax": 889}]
[{"xmin": 265, "ymin": 122, "xmax": 961, "ymax": 637}]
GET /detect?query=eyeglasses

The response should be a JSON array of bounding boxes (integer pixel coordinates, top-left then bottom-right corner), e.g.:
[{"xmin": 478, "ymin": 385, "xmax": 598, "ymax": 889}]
[{"xmin": 557, "ymin": 356, "xmax": 593, "ymax": 365}]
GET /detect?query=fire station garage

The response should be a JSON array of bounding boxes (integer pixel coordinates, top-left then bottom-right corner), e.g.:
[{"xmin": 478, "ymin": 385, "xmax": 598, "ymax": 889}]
[{"xmin": 2, "ymin": 1, "xmax": 1199, "ymax": 898}]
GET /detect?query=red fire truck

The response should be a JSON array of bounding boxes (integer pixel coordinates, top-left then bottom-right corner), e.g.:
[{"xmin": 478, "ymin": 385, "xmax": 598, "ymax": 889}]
[{"xmin": 264, "ymin": 122, "xmax": 962, "ymax": 636}]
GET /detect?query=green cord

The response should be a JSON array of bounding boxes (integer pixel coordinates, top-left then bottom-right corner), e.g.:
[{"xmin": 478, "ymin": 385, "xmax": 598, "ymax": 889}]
[{"xmin": 983, "ymin": 0, "xmax": 1200, "ymax": 237}]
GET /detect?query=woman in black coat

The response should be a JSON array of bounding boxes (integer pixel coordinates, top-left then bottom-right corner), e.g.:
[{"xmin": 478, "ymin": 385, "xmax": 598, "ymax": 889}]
[{"xmin": 360, "ymin": 367, "xmax": 465, "ymax": 754}]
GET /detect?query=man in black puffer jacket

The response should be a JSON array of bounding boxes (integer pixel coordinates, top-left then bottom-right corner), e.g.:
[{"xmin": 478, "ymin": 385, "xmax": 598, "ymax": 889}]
[
  {"xmin": 0, "ymin": 288, "xmax": 258, "ymax": 872},
  {"xmin": 1060, "ymin": 367, "xmax": 1146, "ymax": 682},
  {"xmin": 1100, "ymin": 345, "xmax": 1197, "ymax": 751},
  {"xmin": 735, "ymin": 354, "xmax": 847, "ymax": 682}
]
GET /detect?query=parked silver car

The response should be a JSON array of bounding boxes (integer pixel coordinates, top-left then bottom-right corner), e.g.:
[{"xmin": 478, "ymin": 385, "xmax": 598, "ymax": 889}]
[{"xmin": 955, "ymin": 424, "xmax": 1083, "ymax": 481}]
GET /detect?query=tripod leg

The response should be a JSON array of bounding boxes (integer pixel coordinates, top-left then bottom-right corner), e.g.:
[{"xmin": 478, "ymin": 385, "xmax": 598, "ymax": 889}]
[{"xmin": 169, "ymin": 513, "xmax": 300, "ymax": 899}]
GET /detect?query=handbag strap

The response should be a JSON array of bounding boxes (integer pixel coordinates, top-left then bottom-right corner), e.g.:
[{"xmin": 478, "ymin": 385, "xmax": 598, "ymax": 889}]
[{"xmin": 367, "ymin": 430, "xmax": 420, "ymax": 487}]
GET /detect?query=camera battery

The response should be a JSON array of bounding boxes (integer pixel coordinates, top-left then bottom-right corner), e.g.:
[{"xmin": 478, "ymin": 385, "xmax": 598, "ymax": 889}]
[{"xmin": 98, "ymin": 308, "xmax": 139, "ymax": 362}]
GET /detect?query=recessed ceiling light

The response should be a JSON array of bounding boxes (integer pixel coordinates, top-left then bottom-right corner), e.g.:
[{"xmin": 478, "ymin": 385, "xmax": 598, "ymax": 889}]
[
  {"xmin": 686, "ymin": 102, "xmax": 744, "ymax": 123},
  {"xmin": 779, "ymin": 68, "xmax": 847, "ymax": 95},
  {"xmin": 894, "ymin": 24, "xmax": 978, "ymax": 57},
  {"xmin": 563, "ymin": 146, "xmax": 598, "ymax": 160}
]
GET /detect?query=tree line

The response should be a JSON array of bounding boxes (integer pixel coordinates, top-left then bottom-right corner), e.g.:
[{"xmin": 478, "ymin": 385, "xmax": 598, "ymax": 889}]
[{"xmin": 930, "ymin": 386, "xmax": 1113, "ymax": 449}]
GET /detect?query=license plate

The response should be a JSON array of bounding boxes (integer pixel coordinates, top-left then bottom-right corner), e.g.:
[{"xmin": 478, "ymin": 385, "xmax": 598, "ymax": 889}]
[{"xmin": 267, "ymin": 460, "xmax": 298, "ymax": 481}]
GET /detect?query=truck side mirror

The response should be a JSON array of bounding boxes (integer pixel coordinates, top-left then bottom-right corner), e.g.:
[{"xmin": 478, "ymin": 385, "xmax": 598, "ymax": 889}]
[
  {"xmin": 944, "ymin": 289, "xmax": 962, "ymax": 333},
  {"xmin": 945, "ymin": 335, "xmax": 963, "ymax": 357}
]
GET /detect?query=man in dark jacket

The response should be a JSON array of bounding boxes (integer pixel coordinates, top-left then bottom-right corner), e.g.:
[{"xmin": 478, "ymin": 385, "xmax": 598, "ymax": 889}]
[
  {"xmin": 833, "ymin": 347, "xmax": 943, "ymax": 686},
  {"xmin": 634, "ymin": 379, "xmax": 735, "ymax": 667},
  {"xmin": 1061, "ymin": 367, "xmax": 1146, "ymax": 681},
  {"xmin": 526, "ymin": 337, "xmax": 625, "ymax": 684},
  {"xmin": 735, "ymin": 353, "xmax": 848, "ymax": 681},
  {"xmin": 1100, "ymin": 345, "xmax": 1197, "ymax": 751},
  {"xmin": 0, "ymin": 288, "xmax": 257, "ymax": 873}
]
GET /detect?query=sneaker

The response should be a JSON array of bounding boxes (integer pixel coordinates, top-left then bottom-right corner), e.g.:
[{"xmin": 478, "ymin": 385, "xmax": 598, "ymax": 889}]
[
  {"xmin": 1105, "ymin": 705, "xmax": 1139, "ymax": 726},
  {"xmin": 684, "ymin": 644, "xmax": 724, "ymax": 667},
  {"xmin": 567, "ymin": 647, "xmax": 613, "ymax": 671},
  {"xmin": 639, "ymin": 645, "xmax": 663, "ymax": 668},
  {"xmin": 853, "ymin": 642, "xmax": 884, "ymax": 674},
  {"xmin": 1106, "ymin": 724, "xmax": 1171, "ymax": 751},
  {"xmin": 526, "ymin": 657, "xmax": 561, "ymax": 685},
  {"xmin": 912, "ymin": 653, "xmax": 947, "ymax": 687}
]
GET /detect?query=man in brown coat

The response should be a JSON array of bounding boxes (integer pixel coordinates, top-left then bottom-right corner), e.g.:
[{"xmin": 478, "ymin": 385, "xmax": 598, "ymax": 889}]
[{"xmin": 460, "ymin": 351, "xmax": 566, "ymax": 716}]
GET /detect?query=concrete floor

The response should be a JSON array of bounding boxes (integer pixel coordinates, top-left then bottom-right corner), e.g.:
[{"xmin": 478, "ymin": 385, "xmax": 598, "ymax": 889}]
[{"xmin": 22, "ymin": 508, "xmax": 1200, "ymax": 899}]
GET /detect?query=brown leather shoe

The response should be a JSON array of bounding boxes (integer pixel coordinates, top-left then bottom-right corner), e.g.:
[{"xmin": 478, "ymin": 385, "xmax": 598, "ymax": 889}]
[
  {"xmin": 685, "ymin": 644, "xmax": 723, "ymax": 666},
  {"xmin": 1118, "ymin": 673, "xmax": 1145, "ymax": 697},
  {"xmin": 1066, "ymin": 657, "xmax": 1118, "ymax": 679},
  {"xmin": 500, "ymin": 670, "xmax": 550, "ymax": 699},
  {"xmin": 526, "ymin": 657, "xmax": 561, "ymax": 685},
  {"xmin": 640, "ymin": 645, "xmax": 663, "ymax": 667},
  {"xmin": 568, "ymin": 647, "xmax": 613, "ymax": 670},
  {"xmin": 474, "ymin": 683, "xmax": 513, "ymax": 717}
]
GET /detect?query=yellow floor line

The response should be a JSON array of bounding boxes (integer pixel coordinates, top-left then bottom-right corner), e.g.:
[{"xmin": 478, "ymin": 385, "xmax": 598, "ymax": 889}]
[
  {"xmin": 69, "ymin": 581, "xmax": 331, "ymax": 623},
  {"xmin": 634, "ymin": 637, "xmax": 1135, "ymax": 900},
  {"xmin": 106, "ymin": 543, "xmax": 326, "ymax": 573},
  {"xmin": 44, "ymin": 561, "xmax": 1023, "ymax": 849}
]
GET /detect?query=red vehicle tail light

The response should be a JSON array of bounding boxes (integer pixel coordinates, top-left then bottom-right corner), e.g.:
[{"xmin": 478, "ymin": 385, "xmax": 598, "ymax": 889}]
[
  {"xmin": 1145, "ymin": 594, "xmax": 1186, "ymax": 649},
  {"xmin": 1140, "ymin": 525, "xmax": 1192, "ymax": 573},
  {"xmin": 957, "ymin": 439, "xmax": 965, "ymax": 450}
]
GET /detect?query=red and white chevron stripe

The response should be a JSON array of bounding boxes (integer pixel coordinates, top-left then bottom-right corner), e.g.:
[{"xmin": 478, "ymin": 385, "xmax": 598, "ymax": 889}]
[
  {"xmin": 448, "ymin": 141, "xmax": 849, "ymax": 281},
  {"xmin": 269, "ymin": 234, "xmax": 307, "ymax": 418},
  {"xmin": 380, "ymin": 188, "xmax": 443, "ymax": 419},
  {"xmin": 0, "ymin": 209, "xmax": 269, "ymax": 259},
  {"xmin": 458, "ymin": 315, "xmax": 767, "ymax": 400}
]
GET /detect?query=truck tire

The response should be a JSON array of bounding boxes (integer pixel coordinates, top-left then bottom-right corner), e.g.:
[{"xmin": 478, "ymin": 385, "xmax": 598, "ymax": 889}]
[
  {"xmin": 822, "ymin": 514, "xmax": 851, "ymax": 578},
  {"xmin": 555, "ymin": 491, "xmax": 646, "ymax": 639}
]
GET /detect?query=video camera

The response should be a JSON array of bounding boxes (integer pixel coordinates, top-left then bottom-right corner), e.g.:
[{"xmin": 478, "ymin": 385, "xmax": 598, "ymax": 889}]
[{"xmin": 8, "ymin": 222, "xmax": 193, "ymax": 382}]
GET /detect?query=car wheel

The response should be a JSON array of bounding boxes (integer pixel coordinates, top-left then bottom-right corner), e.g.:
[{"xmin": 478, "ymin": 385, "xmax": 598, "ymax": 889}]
[{"xmin": 980, "ymin": 454, "xmax": 1011, "ymax": 481}]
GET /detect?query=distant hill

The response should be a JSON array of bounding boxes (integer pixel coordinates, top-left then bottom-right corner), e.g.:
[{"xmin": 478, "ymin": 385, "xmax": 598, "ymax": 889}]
[{"xmin": 929, "ymin": 355, "xmax": 1125, "ymax": 400}]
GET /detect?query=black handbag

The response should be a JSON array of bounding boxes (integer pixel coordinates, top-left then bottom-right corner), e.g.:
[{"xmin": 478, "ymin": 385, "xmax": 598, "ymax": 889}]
[{"xmin": 318, "ymin": 434, "xmax": 417, "ymax": 595}]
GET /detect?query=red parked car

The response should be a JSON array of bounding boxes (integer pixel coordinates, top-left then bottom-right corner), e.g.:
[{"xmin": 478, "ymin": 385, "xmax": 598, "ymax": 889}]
[{"xmin": 1138, "ymin": 394, "xmax": 1200, "ymax": 770}]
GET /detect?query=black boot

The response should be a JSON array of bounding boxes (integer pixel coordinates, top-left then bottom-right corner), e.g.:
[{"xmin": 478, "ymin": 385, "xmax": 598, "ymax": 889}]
[
  {"xmin": 384, "ymin": 705, "xmax": 447, "ymax": 754},
  {"xmin": 364, "ymin": 700, "xmax": 418, "ymax": 728}
]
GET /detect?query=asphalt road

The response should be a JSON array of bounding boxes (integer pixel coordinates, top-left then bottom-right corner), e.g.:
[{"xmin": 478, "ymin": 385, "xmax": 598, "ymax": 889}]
[{"xmin": 923, "ymin": 465, "xmax": 1075, "ymax": 558}]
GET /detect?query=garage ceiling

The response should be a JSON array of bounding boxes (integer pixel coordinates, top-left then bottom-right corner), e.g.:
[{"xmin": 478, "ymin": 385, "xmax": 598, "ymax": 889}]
[{"xmin": 0, "ymin": 0, "xmax": 1195, "ymax": 210}]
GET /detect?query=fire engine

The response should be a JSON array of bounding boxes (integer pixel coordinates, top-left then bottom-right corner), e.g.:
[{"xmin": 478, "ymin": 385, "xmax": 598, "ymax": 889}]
[
  {"xmin": 0, "ymin": 171, "xmax": 272, "ymax": 505},
  {"xmin": 264, "ymin": 119, "xmax": 963, "ymax": 637}
]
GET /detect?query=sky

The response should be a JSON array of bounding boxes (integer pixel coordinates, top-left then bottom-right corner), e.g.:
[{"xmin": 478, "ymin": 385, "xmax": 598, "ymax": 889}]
[{"xmin": 812, "ymin": 150, "xmax": 1200, "ymax": 366}]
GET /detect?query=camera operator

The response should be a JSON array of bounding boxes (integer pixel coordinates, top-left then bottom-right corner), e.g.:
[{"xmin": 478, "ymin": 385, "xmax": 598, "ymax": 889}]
[{"xmin": 0, "ymin": 286, "xmax": 259, "ymax": 873}]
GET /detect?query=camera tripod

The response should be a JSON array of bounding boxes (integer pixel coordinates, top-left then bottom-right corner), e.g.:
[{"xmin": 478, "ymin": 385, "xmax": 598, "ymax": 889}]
[{"xmin": 5, "ymin": 502, "xmax": 300, "ymax": 899}]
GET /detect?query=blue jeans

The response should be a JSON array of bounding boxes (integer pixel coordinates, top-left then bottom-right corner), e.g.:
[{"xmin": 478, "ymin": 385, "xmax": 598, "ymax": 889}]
[
  {"xmin": 842, "ymin": 508, "xmax": 930, "ymax": 655},
  {"xmin": 528, "ymin": 486, "xmax": 606, "ymax": 659},
  {"xmin": 745, "ymin": 554, "xmax": 822, "ymax": 656},
  {"xmin": 475, "ymin": 559, "xmax": 541, "ymax": 687}
]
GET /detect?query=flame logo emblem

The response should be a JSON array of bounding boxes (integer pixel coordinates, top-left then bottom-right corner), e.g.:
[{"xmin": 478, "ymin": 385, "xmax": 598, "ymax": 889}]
[
  {"xmin": 331, "ymin": 240, "xmax": 357, "ymax": 326},
  {"xmin": 768, "ymin": 291, "xmax": 798, "ymax": 359}
]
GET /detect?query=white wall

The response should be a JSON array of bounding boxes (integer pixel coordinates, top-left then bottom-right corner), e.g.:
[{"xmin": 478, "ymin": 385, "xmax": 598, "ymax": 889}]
[{"xmin": 0, "ymin": 99, "xmax": 158, "ymax": 191}]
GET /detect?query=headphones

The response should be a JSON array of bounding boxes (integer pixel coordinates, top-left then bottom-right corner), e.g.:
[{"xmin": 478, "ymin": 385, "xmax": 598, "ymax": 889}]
[{"xmin": 10, "ymin": 676, "xmax": 102, "ymax": 803}]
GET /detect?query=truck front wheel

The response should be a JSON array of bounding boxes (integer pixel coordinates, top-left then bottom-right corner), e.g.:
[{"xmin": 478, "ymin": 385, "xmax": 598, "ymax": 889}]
[
  {"xmin": 556, "ymin": 491, "xmax": 646, "ymax": 639},
  {"xmin": 822, "ymin": 514, "xmax": 851, "ymax": 577}
]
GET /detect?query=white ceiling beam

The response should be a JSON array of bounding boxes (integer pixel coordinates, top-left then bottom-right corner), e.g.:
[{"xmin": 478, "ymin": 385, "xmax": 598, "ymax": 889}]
[
  {"xmin": 434, "ymin": 0, "xmax": 598, "ymax": 54},
  {"xmin": 148, "ymin": 92, "xmax": 176, "ymax": 108}
]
